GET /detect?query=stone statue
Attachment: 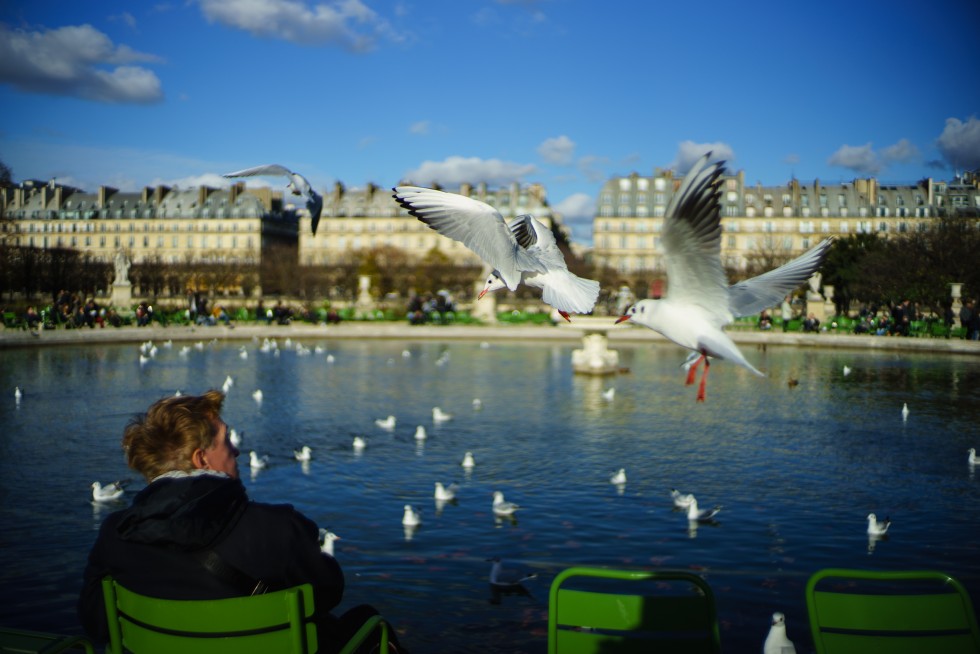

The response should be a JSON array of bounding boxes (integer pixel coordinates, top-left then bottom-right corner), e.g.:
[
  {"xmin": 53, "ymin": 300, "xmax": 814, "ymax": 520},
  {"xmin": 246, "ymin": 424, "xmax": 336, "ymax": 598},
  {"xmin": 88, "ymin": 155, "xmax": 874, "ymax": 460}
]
[
  {"xmin": 113, "ymin": 251, "xmax": 131, "ymax": 285},
  {"xmin": 806, "ymin": 271, "xmax": 823, "ymax": 300}
]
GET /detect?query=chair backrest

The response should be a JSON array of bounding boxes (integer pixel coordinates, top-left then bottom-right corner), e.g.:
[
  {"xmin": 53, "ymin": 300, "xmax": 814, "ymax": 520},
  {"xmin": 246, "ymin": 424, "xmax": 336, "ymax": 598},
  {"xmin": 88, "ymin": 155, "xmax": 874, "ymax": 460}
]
[
  {"xmin": 548, "ymin": 566, "xmax": 721, "ymax": 654},
  {"xmin": 101, "ymin": 577, "xmax": 317, "ymax": 654},
  {"xmin": 806, "ymin": 568, "xmax": 980, "ymax": 654}
]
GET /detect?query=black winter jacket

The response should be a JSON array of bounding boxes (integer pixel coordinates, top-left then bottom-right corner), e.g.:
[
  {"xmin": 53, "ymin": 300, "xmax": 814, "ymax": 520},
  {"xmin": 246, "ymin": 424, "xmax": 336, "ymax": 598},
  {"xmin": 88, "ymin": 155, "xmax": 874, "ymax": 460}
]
[{"xmin": 78, "ymin": 473, "xmax": 344, "ymax": 642}]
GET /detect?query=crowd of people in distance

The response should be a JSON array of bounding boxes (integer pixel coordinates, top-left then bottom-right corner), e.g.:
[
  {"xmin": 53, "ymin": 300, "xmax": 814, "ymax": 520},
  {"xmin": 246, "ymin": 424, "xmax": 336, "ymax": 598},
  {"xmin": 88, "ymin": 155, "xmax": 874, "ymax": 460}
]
[{"xmin": 407, "ymin": 290, "xmax": 455, "ymax": 325}]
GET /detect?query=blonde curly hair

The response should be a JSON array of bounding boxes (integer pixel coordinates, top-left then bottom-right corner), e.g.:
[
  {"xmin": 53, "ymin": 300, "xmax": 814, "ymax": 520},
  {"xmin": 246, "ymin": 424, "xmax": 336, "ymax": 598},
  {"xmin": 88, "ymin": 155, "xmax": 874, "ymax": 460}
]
[{"xmin": 123, "ymin": 390, "xmax": 225, "ymax": 481}]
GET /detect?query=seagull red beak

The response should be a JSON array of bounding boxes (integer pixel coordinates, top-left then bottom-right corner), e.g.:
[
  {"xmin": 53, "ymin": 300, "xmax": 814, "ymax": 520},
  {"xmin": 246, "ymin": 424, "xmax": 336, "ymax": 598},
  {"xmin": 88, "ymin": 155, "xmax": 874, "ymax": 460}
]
[
  {"xmin": 615, "ymin": 315, "xmax": 630, "ymax": 324},
  {"xmin": 558, "ymin": 310, "xmax": 571, "ymax": 322}
]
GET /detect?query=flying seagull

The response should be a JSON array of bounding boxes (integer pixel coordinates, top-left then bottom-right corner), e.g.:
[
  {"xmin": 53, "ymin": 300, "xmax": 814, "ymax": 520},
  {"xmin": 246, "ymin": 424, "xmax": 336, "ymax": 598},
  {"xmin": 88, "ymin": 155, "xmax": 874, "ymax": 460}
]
[
  {"xmin": 616, "ymin": 152, "xmax": 833, "ymax": 401},
  {"xmin": 223, "ymin": 164, "xmax": 323, "ymax": 235},
  {"xmin": 392, "ymin": 186, "xmax": 600, "ymax": 321}
]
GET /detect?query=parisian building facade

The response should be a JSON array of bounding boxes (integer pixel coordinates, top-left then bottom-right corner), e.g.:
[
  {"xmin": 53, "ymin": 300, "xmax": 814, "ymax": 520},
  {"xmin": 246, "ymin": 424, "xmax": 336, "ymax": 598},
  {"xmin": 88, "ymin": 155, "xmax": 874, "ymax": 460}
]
[
  {"xmin": 593, "ymin": 168, "xmax": 980, "ymax": 274},
  {"xmin": 0, "ymin": 179, "xmax": 559, "ymax": 270}
]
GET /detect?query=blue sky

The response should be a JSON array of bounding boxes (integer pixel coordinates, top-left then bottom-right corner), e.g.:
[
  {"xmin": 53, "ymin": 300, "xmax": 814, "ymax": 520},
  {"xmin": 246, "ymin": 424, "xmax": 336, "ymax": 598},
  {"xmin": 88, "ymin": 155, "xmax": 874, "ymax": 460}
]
[{"xmin": 2, "ymin": 0, "xmax": 979, "ymax": 244}]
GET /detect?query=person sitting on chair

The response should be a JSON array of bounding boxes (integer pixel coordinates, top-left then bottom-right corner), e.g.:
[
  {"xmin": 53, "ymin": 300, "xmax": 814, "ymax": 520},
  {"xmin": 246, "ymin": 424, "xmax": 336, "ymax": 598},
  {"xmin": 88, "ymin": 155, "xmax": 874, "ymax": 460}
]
[{"xmin": 78, "ymin": 390, "xmax": 402, "ymax": 653}]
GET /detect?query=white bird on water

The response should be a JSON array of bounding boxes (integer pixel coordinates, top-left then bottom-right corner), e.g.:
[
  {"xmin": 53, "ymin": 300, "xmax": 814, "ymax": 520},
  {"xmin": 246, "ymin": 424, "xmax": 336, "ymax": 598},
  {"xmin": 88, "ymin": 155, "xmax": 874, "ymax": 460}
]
[
  {"xmin": 91, "ymin": 481, "xmax": 124, "ymax": 502},
  {"xmin": 432, "ymin": 407, "xmax": 453, "ymax": 423},
  {"xmin": 229, "ymin": 429, "xmax": 241, "ymax": 448},
  {"xmin": 461, "ymin": 451, "xmax": 476, "ymax": 469},
  {"xmin": 319, "ymin": 529, "xmax": 340, "ymax": 556},
  {"xmin": 252, "ymin": 389, "xmax": 263, "ymax": 404},
  {"xmin": 222, "ymin": 375, "xmax": 233, "ymax": 393},
  {"xmin": 763, "ymin": 612, "xmax": 797, "ymax": 654},
  {"xmin": 353, "ymin": 436, "xmax": 366, "ymax": 451},
  {"xmin": 249, "ymin": 451, "xmax": 268, "ymax": 470},
  {"xmin": 902, "ymin": 403, "xmax": 909, "ymax": 421},
  {"xmin": 867, "ymin": 513, "xmax": 891, "ymax": 536},
  {"xmin": 671, "ymin": 488, "xmax": 696, "ymax": 509},
  {"xmin": 602, "ymin": 387, "xmax": 616, "ymax": 401},
  {"xmin": 223, "ymin": 164, "xmax": 324, "ymax": 235},
  {"xmin": 414, "ymin": 425, "xmax": 427, "ymax": 441},
  {"xmin": 14, "ymin": 386, "xmax": 22, "ymax": 403},
  {"xmin": 492, "ymin": 491, "xmax": 520, "ymax": 516},
  {"xmin": 392, "ymin": 186, "xmax": 600, "ymax": 321},
  {"xmin": 843, "ymin": 365, "xmax": 852, "ymax": 376},
  {"xmin": 610, "ymin": 468, "xmax": 627, "ymax": 485},
  {"xmin": 375, "ymin": 415, "xmax": 396, "ymax": 430},
  {"xmin": 969, "ymin": 448, "xmax": 977, "ymax": 465},
  {"xmin": 402, "ymin": 504, "xmax": 421, "ymax": 527},
  {"xmin": 294, "ymin": 446, "xmax": 312, "ymax": 462},
  {"xmin": 434, "ymin": 482, "xmax": 459, "ymax": 502},
  {"xmin": 615, "ymin": 153, "xmax": 833, "ymax": 401},
  {"xmin": 687, "ymin": 497, "xmax": 722, "ymax": 522}
]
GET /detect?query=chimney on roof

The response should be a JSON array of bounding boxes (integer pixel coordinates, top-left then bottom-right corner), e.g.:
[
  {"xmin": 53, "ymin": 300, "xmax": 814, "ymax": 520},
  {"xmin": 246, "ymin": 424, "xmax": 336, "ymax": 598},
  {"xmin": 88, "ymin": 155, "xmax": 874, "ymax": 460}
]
[
  {"xmin": 141, "ymin": 187, "xmax": 152, "ymax": 204},
  {"xmin": 154, "ymin": 185, "xmax": 169, "ymax": 205},
  {"xmin": 54, "ymin": 185, "xmax": 63, "ymax": 209},
  {"xmin": 98, "ymin": 186, "xmax": 117, "ymax": 208},
  {"xmin": 460, "ymin": 183, "xmax": 472, "ymax": 197},
  {"xmin": 332, "ymin": 181, "xmax": 344, "ymax": 203},
  {"xmin": 229, "ymin": 182, "xmax": 243, "ymax": 204}
]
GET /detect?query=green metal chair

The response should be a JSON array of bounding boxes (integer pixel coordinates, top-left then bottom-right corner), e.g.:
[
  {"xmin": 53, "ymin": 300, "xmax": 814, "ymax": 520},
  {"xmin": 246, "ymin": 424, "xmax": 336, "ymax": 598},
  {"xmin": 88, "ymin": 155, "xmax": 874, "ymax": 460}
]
[
  {"xmin": 0, "ymin": 627, "xmax": 94, "ymax": 653},
  {"xmin": 102, "ymin": 576, "xmax": 389, "ymax": 654},
  {"xmin": 806, "ymin": 568, "xmax": 980, "ymax": 654},
  {"xmin": 548, "ymin": 566, "xmax": 721, "ymax": 654}
]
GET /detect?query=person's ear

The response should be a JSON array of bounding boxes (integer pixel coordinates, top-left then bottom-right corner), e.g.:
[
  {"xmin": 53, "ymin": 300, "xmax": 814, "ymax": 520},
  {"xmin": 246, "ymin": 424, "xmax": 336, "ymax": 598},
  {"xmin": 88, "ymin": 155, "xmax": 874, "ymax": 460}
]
[{"xmin": 191, "ymin": 448, "xmax": 209, "ymax": 470}]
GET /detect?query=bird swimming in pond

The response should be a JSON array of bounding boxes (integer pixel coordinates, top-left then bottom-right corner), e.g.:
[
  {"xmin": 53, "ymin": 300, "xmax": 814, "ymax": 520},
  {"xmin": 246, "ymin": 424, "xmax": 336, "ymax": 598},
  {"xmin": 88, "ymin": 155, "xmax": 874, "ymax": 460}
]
[
  {"xmin": 432, "ymin": 407, "xmax": 453, "ymax": 423},
  {"xmin": 229, "ymin": 428, "xmax": 241, "ymax": 448},
  {"xmin": 249, "ymin": 451, "xmax": 268, "ymax": 470},
  {"xmin": 14, "ymin": 386, "xmax": 22, "ymax": 403},
  {"xmin": 375, "ymin": 415, "xmax": 396, "ymax": 430},
  {"xmin": 687, "ymin": 497, "xmax": 721, "ymax": 522},
  {"xmin": 319, "ymin": 529, "xmax": 340, "ymax": 556},
  {"xmin": 91, "ymin": 480, "xmax": 125, "ymax": 502},
  {"xmin": 615, "ymin": 153, "xmax": 832, "ymax": 401},
  {"xmin": 434, "ymin": 482, "xmax": 458, "ymax": 502},
  {"xmin": 969, "ymin": 448, "xmax": 977, "ymax": 465},
  {"xmin": 414, "ymin": 425, "xmax": 427, "ymax": 441},
  {"xmin": 901, "ymin": 403, "xmax": 909, "ymax": 421},
  {"xmin": 487, "ymin": 556, "xmax": 538, "ymax": 604},
  {"xmin": 602, "ymin": 387, "xmax": 616, "ymax": 401},
  {"xmin": 294, "ymin": 445, "xmax": 312, "ymax": 462},
  {"xmin": 353, "ymin": 436, "xmax": 366, "ymax": 451},
  {"xmin": 671, "ymin": 488, "xmax": 695, "ymax": 509},
  {"xmin": 763, "ymin": 612, "xmax": 797, "ymax": 654},
  {"xmin": 223, "ymin": 164, "xmax": 323, "ymax": 235},
  {"xmin": 492, "ymin": 491, "xmax": 520, "ymax": 516},
  {"xmin": 392, "ymin": 186, "xmax": 600, "ymax": 321},
  {"xmin": 867, "ymin": 513, "xmax": 891, "ymax": 536},
  {"xmin": 252, "ymin": 389, "xmax": 263, "ymax": 404},
  {"xmin": 402, "ymin": 504, "xmax": 421, "ymax": 527},
  {"xmin": 610, "ymin": 468, "xmax": 627, "ymax": 485},
  {"xmin": 462, "ymin": 451, "xmax": 476, "ymax": 469}
]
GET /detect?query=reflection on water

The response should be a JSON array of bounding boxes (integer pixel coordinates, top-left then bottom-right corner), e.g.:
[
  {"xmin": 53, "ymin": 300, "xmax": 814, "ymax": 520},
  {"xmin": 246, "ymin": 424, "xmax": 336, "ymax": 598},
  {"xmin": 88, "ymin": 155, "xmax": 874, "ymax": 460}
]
[{"xmin": 1, "ymin": 339, "xmax": 979, "ymax": 652}]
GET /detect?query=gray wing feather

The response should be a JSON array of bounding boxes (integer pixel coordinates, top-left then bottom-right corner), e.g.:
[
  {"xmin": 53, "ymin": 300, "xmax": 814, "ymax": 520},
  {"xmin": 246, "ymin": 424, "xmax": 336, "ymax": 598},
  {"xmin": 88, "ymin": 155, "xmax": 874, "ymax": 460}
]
[
  {"xmin": 223, "ymin": 164, "xmax": 294, "ymax": 179},
  {"xmin": 727, "ymin": 238, "xmax": 834, "ymax": 317},
  {"xmin": 662, "ymin": 154, "xmax": 728, "ymax": 315},
  {"xmin": 392, "ymin": 186, "xmax": 529, "ymax": 290}
]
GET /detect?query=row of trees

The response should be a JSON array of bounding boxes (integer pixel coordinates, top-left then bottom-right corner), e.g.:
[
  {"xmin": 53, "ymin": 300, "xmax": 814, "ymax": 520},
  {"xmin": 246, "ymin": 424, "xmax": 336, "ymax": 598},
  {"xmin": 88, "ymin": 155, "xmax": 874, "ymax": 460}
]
[{"xmin": 3, "ymin": 218, "xmax": 978, "ymax": 315}]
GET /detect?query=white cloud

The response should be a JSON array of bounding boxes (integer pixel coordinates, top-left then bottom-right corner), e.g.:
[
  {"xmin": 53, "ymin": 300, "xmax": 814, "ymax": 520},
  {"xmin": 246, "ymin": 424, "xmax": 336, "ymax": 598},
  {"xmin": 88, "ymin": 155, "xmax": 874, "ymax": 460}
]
[
  {"xmin": 936, "ymin": 116, "xmax": 980, "ymax": 171},
  {"xmin": 554, "ymin": 192, "xmax": 594, "ymax": 228},
  {"xmin": 827, "ymin": 143, "xmax": 880, "ymax": 175},
  {"xmin": 671, "ymin": 140, "xmax": 735, "ymax": 174},
  {"xmin": 880, "ymin": 138, "xmax": 919, "ymax": 164},
  {"xmin": 0, "ymin": 23, "xmax": 163, "ymax": 103},
  {"xmin": 784, "ymin": 153, "xmax": 800, "ymax": 166},
  {"xmin": 197, "ymin": 0, "xmax": 401, "ymax": 51},
  {"xmin": 403, "ymin": 156, "xmax": 537, "ymax": 186},
  {"xmin": 537, "ymin": 135, "xmax": 575, "ymax": 165},
  {"xmin": 155, "ymin": 172, "xmax": 235, "ymax": 189},
  {"xmin": 409, "ymin": 120, "xmax": 430, "ymax": 135}
]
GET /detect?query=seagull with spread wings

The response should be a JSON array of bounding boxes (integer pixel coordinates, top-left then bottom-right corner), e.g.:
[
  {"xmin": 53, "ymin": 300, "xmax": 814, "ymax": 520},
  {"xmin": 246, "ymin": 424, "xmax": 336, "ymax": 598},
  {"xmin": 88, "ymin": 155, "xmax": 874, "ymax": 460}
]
[
  {"xmin": 392, "ymin": 186, "xmax": 600, "ymax": 321},
  {"xmin": 615, "ymin": 152, "xmax": 833, "ymax": 401},
  {"xmin": 223, "ymin": 164, "xmax": 323, "ymax": 235}
]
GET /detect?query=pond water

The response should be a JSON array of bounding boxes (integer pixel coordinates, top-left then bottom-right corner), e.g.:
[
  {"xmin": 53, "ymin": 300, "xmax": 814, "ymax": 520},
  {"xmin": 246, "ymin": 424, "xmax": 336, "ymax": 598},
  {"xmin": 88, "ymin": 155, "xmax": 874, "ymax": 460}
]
[{"xmin": 1, "ymin": 337, "xmax": 979, "ymax": 652}]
